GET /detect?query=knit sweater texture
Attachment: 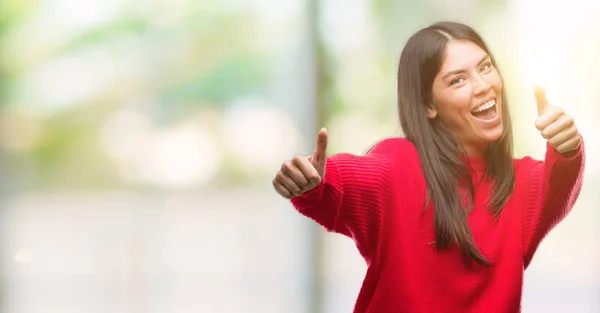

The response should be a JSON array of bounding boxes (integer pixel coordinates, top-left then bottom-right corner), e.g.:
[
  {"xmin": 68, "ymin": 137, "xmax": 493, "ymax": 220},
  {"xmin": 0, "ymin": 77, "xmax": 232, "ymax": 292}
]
[{"xmin": 291, "ymin": 137, "xmax": 585, "ymax": 313}]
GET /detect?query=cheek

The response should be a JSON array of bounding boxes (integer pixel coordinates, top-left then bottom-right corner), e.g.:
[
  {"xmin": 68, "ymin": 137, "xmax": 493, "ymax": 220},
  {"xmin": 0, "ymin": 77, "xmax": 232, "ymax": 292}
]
[
  {"xmin": 432, "ymin": 86, "xmax": 473, "ymax": 123},
  {"xmin": 489, "ymin": 72, "xmax": 503, "ymax": 91},
  {"xmin": 437, "ymin": 90, "xmax": 474, "ymax": 125},
  {"xmin": 449, "ymin": 88, "xmax": 474, "ymax": 113}
]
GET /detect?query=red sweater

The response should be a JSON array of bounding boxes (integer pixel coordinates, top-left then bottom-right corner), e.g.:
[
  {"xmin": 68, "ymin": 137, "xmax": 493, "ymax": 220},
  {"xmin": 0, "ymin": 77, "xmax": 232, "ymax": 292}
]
[{"xmin": 291, "ymin": 137, "xmax": 585, "ymax": 313}]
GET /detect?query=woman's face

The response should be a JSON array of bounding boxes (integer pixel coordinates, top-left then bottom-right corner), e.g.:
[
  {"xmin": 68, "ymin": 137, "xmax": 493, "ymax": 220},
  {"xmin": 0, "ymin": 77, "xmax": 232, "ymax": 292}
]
[{"xmin": 429, "ymin": 40, "xmax": 504, "ymax": 157}]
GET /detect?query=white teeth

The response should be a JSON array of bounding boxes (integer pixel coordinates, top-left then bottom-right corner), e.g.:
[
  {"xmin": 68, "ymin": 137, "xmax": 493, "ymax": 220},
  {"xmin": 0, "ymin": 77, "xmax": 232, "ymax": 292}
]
[{"xmin": 473, "ymin": 99, "xmax": 495, "ymax": 113}]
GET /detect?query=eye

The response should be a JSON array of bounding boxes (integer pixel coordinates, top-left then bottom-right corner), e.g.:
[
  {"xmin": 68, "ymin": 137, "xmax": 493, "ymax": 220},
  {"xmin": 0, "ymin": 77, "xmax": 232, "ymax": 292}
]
[
  {"xmin": 450, "ymin": 77, "xmax": 465, "ymax": 85},
  {"xmin": 480, "ymin": 62, "xmax": 492, "ymax": 72}
]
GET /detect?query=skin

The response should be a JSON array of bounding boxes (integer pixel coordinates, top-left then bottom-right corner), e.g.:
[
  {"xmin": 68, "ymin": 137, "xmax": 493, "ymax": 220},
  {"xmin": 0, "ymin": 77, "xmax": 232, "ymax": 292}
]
[
  {"xmin": 426, "ymin": 40, "xmax": 580, "ymax": 157},
  {"xmin": 534, "ymin": 86, "xmax": 581, "ymax": 154},
  {"xmin": 272, "ymin": 41, "xmax": 581, "ymax": 199},
  {"xmin": 427, "ymin": 40, "xmax": 504, "ymax": 157},
  {"xmin": 272, "ymin": 128, "xmax": 327, "ymax": 199}
]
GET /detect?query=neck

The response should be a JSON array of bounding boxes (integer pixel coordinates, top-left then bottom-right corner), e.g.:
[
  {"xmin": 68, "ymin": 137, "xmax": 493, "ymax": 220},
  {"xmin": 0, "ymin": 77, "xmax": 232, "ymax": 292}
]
[{"xmin": 461, "ymin": 142, "xmax": 487, "ymax": 158}]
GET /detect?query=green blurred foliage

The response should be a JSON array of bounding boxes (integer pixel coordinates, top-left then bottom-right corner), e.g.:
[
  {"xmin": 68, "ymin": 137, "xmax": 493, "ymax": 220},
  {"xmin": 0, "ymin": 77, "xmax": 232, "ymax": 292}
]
[
  {"xmin": 0, "ymin": 1, "xmax": 277, "ymax": 189},
  {"xmin": 0, "ymin": 0, "xmax": 546, "ymax": 190}
]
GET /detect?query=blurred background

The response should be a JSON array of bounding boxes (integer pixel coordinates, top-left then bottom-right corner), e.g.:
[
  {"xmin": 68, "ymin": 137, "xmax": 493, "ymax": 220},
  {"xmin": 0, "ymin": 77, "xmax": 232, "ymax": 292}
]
[{"xmin": 0, "ymin": 0, "xmax": 598, "ymax": 312}]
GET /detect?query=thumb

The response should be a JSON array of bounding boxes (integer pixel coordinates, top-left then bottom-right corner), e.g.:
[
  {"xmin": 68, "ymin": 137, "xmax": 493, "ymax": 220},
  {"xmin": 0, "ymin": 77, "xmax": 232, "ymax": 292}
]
[
  {"xmin": 311, "ymin": 127, "xmax": 328, "ymax": 164},
  {"xmin": 534, "ymin": 85, "xmax": 548, "ymax": 116}
]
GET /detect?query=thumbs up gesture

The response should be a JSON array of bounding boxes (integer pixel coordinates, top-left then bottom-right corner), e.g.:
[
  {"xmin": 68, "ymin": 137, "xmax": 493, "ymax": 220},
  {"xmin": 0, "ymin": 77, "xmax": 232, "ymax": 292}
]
[
  {"xmin": 534, "ymin": 86, "xmax": 581, "ymax": 154},
  {"xmin": 273, "ymin": 128, "xmax": 328, "ymax": 199}
]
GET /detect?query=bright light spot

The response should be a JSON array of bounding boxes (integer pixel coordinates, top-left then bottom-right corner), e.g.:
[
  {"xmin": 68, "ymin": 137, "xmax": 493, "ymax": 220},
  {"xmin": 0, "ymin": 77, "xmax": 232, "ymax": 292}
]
[
  {"xmin": 41, "ymin": 0, "xmax": 120, "ymax": 29},
  {"xmin": 515, "ymin": 32, "xmax": 568, "ymax": 103},
  {"xmin": 510, "ymin": 0, "xmax": 583, "ymax": 102},
  {"xmin": 223, "ymin": 99, "xmax": 300, "ymax": 170},
  {"xmin": 136, "ymin": 122, "xmax": 220, "ymax": 188},
  {"xmin": 22, "ymin": 50, "xmax": 113, "ymax": 113},
  {"xmin": 15, "ymin": 247, "xmax": 35, "ymax": 264},
  {"xmin": 509, "ymin": 0, "xmax": 600, "ymax": 172},
  {"xmin": 99, "ymin": 110, "xmax": 221, "ymax": 187}
]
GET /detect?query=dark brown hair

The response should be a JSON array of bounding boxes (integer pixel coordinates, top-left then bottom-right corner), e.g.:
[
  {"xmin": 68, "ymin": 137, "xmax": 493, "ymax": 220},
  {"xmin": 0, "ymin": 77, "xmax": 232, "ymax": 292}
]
[{"xmin": 397, "ymin": 21, "xmax": 515, "ymax": 266}]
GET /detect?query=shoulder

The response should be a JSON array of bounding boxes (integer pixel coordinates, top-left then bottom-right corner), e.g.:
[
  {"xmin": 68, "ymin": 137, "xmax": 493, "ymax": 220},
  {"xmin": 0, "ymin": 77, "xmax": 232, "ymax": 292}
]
[
  {"xmin": 366, "ymin": 137, "xmax": 418, "ymax": 158},
  {"xmin": 364, "ymin": 137, "xmax": 421, "ymax": 171}
]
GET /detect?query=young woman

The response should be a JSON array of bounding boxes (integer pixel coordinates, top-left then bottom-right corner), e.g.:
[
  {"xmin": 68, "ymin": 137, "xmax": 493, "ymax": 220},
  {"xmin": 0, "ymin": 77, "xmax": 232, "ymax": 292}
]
[{"xmin": 272, "ymin": 21, "xmax": 584, "ymax": 312}]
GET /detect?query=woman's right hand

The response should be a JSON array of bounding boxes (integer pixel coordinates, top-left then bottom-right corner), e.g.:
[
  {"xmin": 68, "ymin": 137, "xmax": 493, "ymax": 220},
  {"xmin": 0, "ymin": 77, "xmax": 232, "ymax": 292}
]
[{"xmin": 272, "ymin": 128, "xmax": 328, "ymax": 199}]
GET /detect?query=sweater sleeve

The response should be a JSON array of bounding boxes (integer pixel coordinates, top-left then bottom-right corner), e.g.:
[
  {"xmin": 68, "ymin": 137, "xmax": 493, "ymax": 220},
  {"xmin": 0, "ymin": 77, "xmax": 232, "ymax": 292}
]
[
  {"xmin": 290, "ymin": 138, "xmax": 405, "ymax": 263},
  {"xmin": 521, "ymin": 139, "xmax": 585, "ymax": 268}
]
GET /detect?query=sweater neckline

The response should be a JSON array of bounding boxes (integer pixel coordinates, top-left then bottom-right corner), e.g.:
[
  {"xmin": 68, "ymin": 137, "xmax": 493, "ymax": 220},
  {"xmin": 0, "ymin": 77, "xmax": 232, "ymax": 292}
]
[{"xmin": 463, "ymin": 156, "xmax": 487, "ymax": 172}]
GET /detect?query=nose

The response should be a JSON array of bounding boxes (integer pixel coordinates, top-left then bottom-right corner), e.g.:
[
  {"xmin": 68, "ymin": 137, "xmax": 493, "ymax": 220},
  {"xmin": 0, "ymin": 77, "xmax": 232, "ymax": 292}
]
[{"xmin": 473, "ymin": 74, "xmax": 491, "ymax": 95}]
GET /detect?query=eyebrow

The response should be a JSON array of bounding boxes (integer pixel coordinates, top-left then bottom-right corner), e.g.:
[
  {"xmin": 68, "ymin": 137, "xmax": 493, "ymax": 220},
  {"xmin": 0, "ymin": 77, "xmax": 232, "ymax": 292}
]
[{"xmin": 442, "ymin": 54, "xmax": 491, "ymax": 79}]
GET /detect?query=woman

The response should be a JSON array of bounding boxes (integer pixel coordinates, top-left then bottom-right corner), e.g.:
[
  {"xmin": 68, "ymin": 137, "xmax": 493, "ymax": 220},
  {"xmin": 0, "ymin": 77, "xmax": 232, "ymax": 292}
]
[{"xmin": 272, "ymin": 21, "xmax": 584, "ymax": 313}]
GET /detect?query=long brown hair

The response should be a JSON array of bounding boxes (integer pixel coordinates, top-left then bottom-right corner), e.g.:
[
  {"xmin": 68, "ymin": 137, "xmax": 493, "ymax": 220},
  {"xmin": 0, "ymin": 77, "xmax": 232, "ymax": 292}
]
[{"xmin": 397, "ymin": 21, "xmax": 515, "ymax": 266}]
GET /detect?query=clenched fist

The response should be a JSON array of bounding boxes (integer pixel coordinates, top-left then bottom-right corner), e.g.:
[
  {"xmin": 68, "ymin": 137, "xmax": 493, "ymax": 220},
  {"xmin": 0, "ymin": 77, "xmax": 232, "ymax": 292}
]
[
  {"xmin": 272, "ymin": 128, "xmax": 328, "ymax": 199},
  {"xmin": 534, "ymin": 87, "xmax": 581, "ymax": 154}
]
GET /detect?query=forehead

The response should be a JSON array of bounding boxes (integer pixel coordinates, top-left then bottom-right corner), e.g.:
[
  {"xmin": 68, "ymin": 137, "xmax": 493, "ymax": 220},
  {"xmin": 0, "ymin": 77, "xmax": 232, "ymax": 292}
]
[{"xmin": 440, "ymin": 40, "xmax": 487, "ymax": 71}]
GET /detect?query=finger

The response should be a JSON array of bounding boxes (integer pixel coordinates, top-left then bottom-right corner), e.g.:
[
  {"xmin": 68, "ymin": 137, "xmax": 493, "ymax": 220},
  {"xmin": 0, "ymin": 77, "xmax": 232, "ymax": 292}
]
[
  {"xmin": 272, "ymin": 180, "xmax": 293, "ymax": 199},
  {"xmin": 535, "ymin": 107, "xmax": 562, "ymax": 131},
  {"xmin": 541, "ymin": 114, "xmax": 574, "ymax": 139},
  {"xmin": 276, "ymin": 172, "xmax": 304, "ymax": 195},
  {"xmin": 534, "ymin": 86, "xmax": 548, "ymax": 117},
  {"xmin": 293, "ymin": 156, "xmax": 321, "ymax": 185},
  {"xmin": 548, "ymin": 124, "xmax": 578, "ymax": 148},
  {"xmin": 312, "ymin": 128, "xmax": 328, "ymax": 162},
  {"xmin": 281, "ymin": 161, "xmax": 309, "ymax": 187},
  {"xmin": 555, "ymin": 134, "xmax": 581, "ymax": 154}
]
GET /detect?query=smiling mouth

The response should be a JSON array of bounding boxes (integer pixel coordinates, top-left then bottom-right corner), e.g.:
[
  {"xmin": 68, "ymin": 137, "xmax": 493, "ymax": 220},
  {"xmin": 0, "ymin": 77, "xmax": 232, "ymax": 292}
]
[{"xmin": 471, "ymin": 98, "xmax": 497, "ymax": 121}]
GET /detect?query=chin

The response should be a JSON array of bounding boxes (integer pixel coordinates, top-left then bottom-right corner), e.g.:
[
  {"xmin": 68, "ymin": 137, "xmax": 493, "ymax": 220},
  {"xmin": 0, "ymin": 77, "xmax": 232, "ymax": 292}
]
[{"xmin": 483, "ymin": 125, "xmax": 504, "ymax": 143}]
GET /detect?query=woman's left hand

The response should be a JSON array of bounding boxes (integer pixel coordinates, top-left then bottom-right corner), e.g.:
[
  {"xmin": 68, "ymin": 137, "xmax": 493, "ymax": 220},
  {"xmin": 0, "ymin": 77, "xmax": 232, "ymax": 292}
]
[{"xmin": 534, "ymin": 87, "xmax": 581, "ymax": 154}]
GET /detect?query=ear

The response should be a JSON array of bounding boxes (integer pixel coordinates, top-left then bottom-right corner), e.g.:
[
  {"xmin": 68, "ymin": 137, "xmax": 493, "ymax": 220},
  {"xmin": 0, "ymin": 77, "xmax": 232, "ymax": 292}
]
[{"xmin": 426, "ymin": 105, "xmax": 438, "ymax": 119}]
